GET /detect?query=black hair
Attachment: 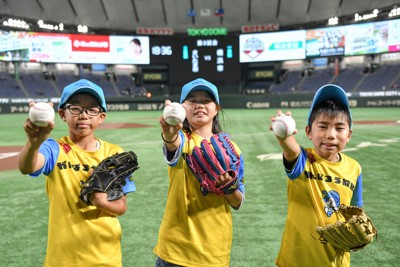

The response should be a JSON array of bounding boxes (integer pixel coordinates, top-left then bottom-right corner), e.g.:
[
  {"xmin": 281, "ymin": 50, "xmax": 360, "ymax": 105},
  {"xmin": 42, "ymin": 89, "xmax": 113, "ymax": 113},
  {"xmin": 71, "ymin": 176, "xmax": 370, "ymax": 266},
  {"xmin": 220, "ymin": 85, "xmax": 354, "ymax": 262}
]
[
  {"xmin": 308, "ymin": 100, "xmax": 352, "ymax": 128},
  {"xmin": 130, "ymin": 38, "xmax": 141, "ymax": 46}
]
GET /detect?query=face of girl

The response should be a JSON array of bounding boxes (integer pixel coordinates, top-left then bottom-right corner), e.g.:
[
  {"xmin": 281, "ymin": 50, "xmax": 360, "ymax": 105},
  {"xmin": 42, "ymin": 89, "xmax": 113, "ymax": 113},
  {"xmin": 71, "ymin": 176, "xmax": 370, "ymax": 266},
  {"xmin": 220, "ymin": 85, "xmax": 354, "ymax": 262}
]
[{"xmin": 183, "ymin": 90, "xmax": 219, "ymax": 128}]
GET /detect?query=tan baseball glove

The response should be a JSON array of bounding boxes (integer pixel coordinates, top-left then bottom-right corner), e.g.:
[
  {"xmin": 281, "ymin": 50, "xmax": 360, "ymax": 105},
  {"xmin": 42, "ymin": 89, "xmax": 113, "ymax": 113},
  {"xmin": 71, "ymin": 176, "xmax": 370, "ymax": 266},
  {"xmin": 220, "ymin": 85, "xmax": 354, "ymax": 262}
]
[{"xmin": 315, "ymin": 204, "xmax": 380, "ymax": 252}]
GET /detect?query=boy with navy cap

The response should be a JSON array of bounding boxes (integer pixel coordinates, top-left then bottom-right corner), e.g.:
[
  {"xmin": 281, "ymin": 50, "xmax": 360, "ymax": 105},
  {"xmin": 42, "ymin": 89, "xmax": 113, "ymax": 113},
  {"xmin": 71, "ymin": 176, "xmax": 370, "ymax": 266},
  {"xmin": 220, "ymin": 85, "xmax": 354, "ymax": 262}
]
[
  {"xmin": 18, "ymin": 79, "xmax": 136, "ymax": 267},
  {"xmin": 270, "ymin": 84, "xmax": 362, "ymax": 267}
]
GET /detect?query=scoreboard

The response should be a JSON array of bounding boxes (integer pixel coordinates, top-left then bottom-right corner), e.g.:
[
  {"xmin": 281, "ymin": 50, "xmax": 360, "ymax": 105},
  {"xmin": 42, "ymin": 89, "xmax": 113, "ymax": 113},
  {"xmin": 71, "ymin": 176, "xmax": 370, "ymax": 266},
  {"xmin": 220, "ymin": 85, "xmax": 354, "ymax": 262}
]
[{"xmin": 150, "ymin": 36, "xmax": 241, "ymax": 86}]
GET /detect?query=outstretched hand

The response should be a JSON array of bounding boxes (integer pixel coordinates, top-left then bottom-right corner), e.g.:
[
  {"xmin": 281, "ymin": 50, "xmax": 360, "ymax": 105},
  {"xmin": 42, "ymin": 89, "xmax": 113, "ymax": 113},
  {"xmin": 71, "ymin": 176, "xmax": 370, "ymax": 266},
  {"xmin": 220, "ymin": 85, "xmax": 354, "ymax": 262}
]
[
  {"xmin": 269, "ymin": 109, "xmax": 298, "ymax": 135},
  {"xmin": 23, "ymin": 101, "xmax": 55, "ymax": 146},
  {"xmin": 159, "ymin": 99, "xmax": 183, "ymax": 142}
]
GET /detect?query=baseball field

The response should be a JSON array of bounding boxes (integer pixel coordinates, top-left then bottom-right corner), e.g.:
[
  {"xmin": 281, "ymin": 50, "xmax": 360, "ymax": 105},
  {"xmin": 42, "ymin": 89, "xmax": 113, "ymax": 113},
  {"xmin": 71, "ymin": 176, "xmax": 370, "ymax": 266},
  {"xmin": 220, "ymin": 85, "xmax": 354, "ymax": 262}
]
[{"xmin": 0, "ymin": 107, "xmax": 399, "ymax": 266}]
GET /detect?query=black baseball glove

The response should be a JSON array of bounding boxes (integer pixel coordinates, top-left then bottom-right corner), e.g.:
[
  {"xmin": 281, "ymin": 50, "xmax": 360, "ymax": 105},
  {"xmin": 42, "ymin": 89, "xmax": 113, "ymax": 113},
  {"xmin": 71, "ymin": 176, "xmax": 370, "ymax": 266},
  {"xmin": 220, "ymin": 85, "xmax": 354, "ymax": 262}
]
[{"xmin": 79, "ymin": 151, "xmax": 139, "ymax": 205}]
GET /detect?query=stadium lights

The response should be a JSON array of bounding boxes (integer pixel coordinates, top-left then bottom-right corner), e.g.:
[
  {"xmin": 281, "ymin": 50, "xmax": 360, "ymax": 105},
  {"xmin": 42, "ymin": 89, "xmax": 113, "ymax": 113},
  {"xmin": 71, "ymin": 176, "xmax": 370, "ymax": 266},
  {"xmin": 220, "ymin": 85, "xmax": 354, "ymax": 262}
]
[
  {"xmin": 328, "ymin": 17, "xmax": 339, "ymax": 25},
  {"xmin": 388, "ymin": 7, "xmax": 400, "ymax": 18},
  {"xmin": 354, "ymin": 9, "xmax": 379, "ymax": 22},
  {"xmin": 2, "ymin": 18, "xmax": 29, "ymax": 29},
  {"xmin": 38, "ymin": 20, "xmax": 64, "ymax": 31}
]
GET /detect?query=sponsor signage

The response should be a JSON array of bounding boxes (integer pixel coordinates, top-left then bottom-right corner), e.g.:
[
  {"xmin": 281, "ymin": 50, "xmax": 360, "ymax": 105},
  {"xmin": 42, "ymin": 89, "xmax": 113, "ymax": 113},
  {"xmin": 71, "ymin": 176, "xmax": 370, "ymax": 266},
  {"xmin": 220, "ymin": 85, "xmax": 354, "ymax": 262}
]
[
  {"xmin": 187, "ymin": 28, "xmax": 228, "ymax": 36},
  {"xmin": 142, "ymin": 71, "xmax": 168, "ymax": 82},
  {"xmin": 241, "ymin": 24, "xmax": 279, "ymax": 33},
  {"xmin": 239, "ymin": 30, "xmax": 306, "ymax": 62},
  {"xmin": 0, "ymin": 30, "xmax": 150, "ymax": 64},
  {"xmin": 136, "ymin": 27, "xmax": 174, "ymax": 35},
  {"xmin": 247, "ymin": 69, "xmax": 274, "ymax": 80}
]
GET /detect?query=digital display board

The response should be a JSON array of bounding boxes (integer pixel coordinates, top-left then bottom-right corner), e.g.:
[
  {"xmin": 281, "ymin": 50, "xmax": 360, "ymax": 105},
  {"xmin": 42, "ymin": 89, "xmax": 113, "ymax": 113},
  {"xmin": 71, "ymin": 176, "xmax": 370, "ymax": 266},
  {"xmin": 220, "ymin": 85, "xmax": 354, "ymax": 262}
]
[
  {"xmin": 0, "ymin": 30, "xmax": 150, "ymax": 64},
  {"xmin": 388, "ymin": 19, "xmax": 400, "ymax": 52},
  {"xmin": 0, "ymin": 30, "xmax": 30, "ymax": 61},
  {"xmin": 239, "ymin": 30, "xmax": 306, "ymax": 63},
  {"xmin": 150, "ymin": 36, "xmax": 241, "ymax": 86},
  {"xmin": 306, "ymin": 26, "xmax": 345, "ymax": 57},
  {"xmin": 344, "ymin": 21, "xmax": 388, "ymax": 56},
  {"xmin": 239, "ymin": 18, "xmax": 400, "ymax": 62},
  {"xmin": 1, "ymin": 17, "xmax": 400, "ymax": 67}
]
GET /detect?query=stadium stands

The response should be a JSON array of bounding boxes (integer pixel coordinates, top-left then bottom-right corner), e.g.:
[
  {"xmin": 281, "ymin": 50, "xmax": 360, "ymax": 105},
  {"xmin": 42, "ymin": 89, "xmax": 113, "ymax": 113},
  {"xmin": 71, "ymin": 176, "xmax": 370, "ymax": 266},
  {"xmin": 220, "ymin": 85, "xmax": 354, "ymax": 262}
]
[
  {"xmin": 19, "ymin": 72, "xmax": 59, "ymax": 97},
  {"xmin": 79, "ymin": 72, "xmax": 120, "ymax": 97},
  {"xmin": 269, "ymin": 70, "xmax": 303, "ymax": 94},
  {"xmin": 1, "ymin": 62, "xmax": 400, "ymax": 98},
  {"xmin": 0, "ymin": 72, "xmax": 26, "ymax": 98},
  {"xmin": 301, "ymin": 69, "xmax": 334, "ymax": 93}
]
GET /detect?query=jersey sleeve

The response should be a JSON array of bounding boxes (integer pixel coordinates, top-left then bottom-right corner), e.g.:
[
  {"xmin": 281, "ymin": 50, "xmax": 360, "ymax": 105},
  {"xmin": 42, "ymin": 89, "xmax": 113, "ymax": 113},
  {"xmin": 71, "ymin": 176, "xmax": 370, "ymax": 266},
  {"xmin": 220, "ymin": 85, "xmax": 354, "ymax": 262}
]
[
  {"xmin": 122, "ymin": 177, "xmax": 136, "ymax": 193},
  {"xmin": 351, "ymin": 173, "xmax": 363, "ymax": 207},
  {"xmin": 29, "ymin": 138, "xmax": 59, "ymax": 177},
  {"xmin": 162, "ymin": 131, "xmax": 184, "ymax": 167},
  {"xmin": 236, "ymin": 154, "xmax": 246, "ymax": 194},
  {"xmin": 285, "ymin": 146, "xmax": 307, "ymax": 180}
]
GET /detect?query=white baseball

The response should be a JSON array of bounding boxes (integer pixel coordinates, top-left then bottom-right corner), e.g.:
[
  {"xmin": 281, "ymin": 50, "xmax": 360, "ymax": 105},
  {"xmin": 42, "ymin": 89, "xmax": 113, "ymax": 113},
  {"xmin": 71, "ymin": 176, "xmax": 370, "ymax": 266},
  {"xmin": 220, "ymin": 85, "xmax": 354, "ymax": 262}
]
[
  {"xmin": 163, "ymin": 102, "xmax": 186, "ymax": 126},
  {"xmin": 272, "ymin": 114, "xmax": 296, "ymax": 138},
  {"xmin": 29, "ymin": 102, "xmax": 55, "ymax": 127}
]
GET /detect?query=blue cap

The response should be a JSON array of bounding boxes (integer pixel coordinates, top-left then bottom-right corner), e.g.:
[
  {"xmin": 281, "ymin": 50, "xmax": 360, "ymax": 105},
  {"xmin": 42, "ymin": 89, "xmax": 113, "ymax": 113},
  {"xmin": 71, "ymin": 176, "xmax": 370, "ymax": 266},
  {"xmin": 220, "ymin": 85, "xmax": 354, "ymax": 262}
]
[
  {"xmin": 59, "ymin": 79, "xmax": 107, "ymax": 112},
  {"xmin": 307, "ymin": 84, "xmax": 352, "ymax": 127},
  {"xmin": 180, "ymin": 78, "xmax": 220, "ymax": 104}
]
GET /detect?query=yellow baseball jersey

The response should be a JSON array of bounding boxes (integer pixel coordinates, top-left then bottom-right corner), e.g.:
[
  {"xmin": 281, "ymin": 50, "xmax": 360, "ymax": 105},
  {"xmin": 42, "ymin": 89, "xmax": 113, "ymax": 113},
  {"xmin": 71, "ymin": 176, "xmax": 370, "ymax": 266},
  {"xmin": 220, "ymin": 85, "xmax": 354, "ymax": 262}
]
[
  {"xmin": 154, "ymin": 131, "xmax": 245, "ymax": 267},
  {"xmin": 30, "ymin": 136, "xmax": 136, "ymax": 267},
  {"xmin": 275, "ymin": 147, "xmax": 363, "ymax": 267}
]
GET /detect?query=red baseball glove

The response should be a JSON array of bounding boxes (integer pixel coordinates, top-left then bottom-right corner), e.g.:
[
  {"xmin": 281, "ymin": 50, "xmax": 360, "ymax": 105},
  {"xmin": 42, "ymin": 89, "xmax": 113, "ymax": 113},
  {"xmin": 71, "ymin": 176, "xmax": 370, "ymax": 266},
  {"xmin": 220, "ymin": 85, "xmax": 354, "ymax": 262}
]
[{"xmin": 185, "ymin": 132, "xmax": 241, "ymax": 195}]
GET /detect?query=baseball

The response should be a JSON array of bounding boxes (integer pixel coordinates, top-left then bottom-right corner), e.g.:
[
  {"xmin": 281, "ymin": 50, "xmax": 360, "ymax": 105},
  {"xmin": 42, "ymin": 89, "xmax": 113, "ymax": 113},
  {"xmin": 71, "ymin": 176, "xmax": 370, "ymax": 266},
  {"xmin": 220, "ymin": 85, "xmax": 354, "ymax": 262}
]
[
  {"xmin": 29, "ymin": 102, "xmax": 55, "ymax": 127},
  {"xmin": 272, "ymin": 114, "xmax": 296, "ymax": 138},
  {"xmin": 163, "ymin": 102, "xmax": 186, "ymax": 126}
]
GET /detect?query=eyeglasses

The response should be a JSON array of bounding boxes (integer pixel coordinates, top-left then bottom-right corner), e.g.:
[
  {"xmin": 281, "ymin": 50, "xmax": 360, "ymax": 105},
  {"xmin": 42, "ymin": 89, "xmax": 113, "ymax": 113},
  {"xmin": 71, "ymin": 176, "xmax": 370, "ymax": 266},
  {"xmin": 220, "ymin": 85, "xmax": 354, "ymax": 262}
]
[{"xmin": 65, "ymin": 104, "xmax": 102, "ymax": 116}]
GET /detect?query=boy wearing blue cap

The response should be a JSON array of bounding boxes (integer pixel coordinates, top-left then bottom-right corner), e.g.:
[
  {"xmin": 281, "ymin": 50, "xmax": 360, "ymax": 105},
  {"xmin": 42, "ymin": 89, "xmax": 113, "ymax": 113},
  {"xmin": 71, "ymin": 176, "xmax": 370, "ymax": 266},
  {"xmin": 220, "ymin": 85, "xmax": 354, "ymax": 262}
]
[
  {"xmin": 18, "ymin": 79, "xmax": 136, "ymax": 267},
  {"xmin": 270, "ymin": 84, "xmax": 363, "ymax": 267},
  {"xmin": 154, "ymin": 78, "xmax": 246, "ymax": 267}
]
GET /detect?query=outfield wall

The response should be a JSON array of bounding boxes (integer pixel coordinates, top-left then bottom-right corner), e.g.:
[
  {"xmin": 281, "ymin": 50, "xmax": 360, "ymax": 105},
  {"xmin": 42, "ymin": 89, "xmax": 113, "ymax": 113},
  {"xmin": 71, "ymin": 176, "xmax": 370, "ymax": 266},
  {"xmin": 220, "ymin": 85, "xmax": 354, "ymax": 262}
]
[{"xmin": 1, "ymin": 91, "xmax": 400, "ymax": 114}]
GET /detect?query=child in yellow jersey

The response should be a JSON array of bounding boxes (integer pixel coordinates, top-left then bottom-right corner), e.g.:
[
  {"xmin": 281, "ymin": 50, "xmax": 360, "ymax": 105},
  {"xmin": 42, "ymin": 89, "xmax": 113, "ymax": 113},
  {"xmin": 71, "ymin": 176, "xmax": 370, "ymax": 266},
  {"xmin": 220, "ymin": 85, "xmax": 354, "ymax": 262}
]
[
  {"xmin": 18, "ymin": 79, "xmax": 137, "ymax": 267},
  {"xmin": 154, "ymin": 78, "xmax": 246, "ymax": 267},
  {"xmin": 270, "ymin": 84, "xmax": 363, "ymax": 267}
]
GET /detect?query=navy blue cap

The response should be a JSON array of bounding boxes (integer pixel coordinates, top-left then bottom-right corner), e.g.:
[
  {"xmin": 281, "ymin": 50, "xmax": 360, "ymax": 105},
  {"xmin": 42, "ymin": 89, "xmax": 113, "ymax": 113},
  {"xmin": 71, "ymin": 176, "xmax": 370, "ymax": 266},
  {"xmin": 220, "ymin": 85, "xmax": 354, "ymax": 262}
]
[
  {"xmin": 180, "ymin": 78, "xmax": 220, "ymax": 104},
  {"xmin": 59, "ymin": 79, "xmax": 107, "ymax": 112},
  {"xmin": 307, "ymin": 84, "xmax": 352, "ymax": 128}
]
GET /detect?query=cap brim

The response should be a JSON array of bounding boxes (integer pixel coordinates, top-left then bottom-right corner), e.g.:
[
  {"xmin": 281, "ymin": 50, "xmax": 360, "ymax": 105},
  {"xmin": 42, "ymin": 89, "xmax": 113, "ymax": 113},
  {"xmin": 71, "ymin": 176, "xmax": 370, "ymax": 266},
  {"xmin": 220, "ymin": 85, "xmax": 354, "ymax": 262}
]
[
  {"xmin": 180, "ymin": 78, "xmax": 220, "ymax": 104},
  {"xmin": 312, "ymin": 84, "xmax": 349, "ymax": 108},
  {"xmin": 181, "ymin": 85, "xmax": 215, "ymax": 101},
  {"xmin": 71, "ymin": 87, "xmax": 104, "ymax": 107},
  {"xmin": 59, "ymin": 79, "xmax": 107, "ymax": 112},
  {"xmin": 307, "ymin": 84, "xmax": 351, "ymax": 126}
]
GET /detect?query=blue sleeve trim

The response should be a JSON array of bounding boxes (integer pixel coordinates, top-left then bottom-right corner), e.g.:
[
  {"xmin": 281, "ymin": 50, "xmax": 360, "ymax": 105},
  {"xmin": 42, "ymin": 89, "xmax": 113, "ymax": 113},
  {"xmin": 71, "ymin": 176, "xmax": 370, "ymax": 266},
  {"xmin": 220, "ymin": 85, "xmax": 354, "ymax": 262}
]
[
  {"xmin": 163, "ymin": 131, "xmax": 184, "ymax": 167},
  {"xmin": 29, "ymin": 139, "xmax": 59, "ymax": 177},
  {"xmin": 351, "ymin": 173, "xmax": 363, "ymax": 207},
  {"xmin": 237, "ymin": 155, "xmax": 246, "ymax": 194},
  {"xmin": 122, "ymin": 177, "xmax": 137, "ymax": 193},
  {"xmin": 286, "ymin": 147, "xmax": 306, "ymax": 180}
]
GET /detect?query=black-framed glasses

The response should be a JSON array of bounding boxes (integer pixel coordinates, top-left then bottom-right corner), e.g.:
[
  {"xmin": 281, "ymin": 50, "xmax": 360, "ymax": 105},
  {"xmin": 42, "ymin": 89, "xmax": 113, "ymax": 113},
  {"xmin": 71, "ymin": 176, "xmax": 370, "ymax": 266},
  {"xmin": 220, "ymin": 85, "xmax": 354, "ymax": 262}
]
[{"xmin": 65, "ymin": 104, "xmax": 102, "ymax": 116}]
